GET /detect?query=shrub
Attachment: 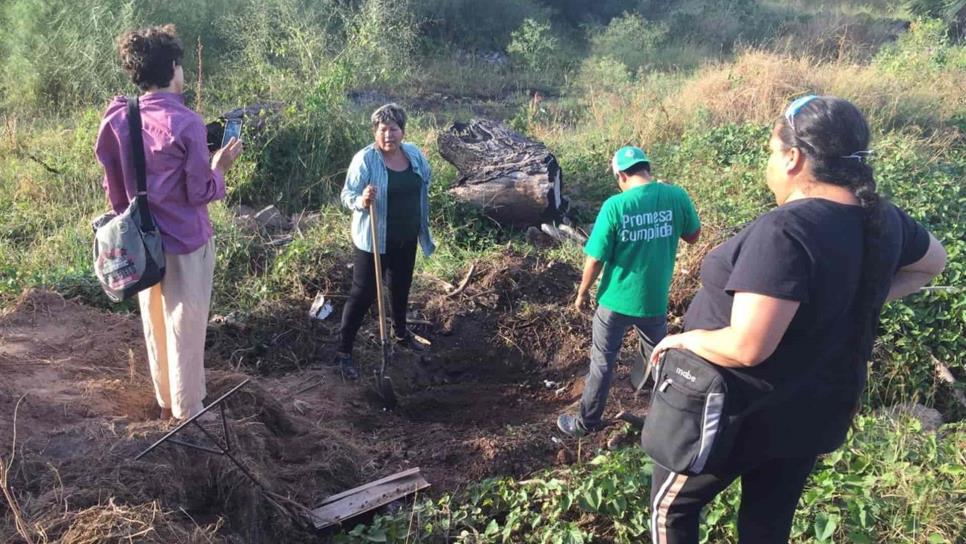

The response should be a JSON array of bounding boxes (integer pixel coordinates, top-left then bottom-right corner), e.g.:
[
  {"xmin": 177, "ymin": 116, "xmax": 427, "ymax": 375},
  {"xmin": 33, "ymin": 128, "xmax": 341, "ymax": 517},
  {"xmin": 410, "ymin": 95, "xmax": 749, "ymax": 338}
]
[
  {"xmin": 0, "ymin": 0, "xmax": 136, "ymax": 113},
  {"xmin": 341, "ymin": 0, "xmax": 419, "ymax": 88},
  {"xmin": 875, "ymin": 18, "xmax": 966, "ymax": 76},
  {"xmin": 507, "ymin": 18, "xmax": 559, "ymax": 75},
  {"xmin": 906, "ymin": 0, "xmax": 954, "ymax": 19},
  {"xmin": 588, "ymin": 12, "xmax": 669, "ymax": 74},
  {"xmin": 413, "ymin": 0, "xmax": 555, "ymax": 51},
  {"xmin": 227, "ymin": 99, "xmax": 365, "ymax": 213}
]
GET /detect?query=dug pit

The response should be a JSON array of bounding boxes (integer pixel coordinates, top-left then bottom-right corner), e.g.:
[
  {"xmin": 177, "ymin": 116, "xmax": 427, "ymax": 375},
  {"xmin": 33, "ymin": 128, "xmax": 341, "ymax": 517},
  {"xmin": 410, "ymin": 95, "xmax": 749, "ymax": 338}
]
[{"xmin": 0, "ymin": 254, "xmax": 654, "ymax": 542}]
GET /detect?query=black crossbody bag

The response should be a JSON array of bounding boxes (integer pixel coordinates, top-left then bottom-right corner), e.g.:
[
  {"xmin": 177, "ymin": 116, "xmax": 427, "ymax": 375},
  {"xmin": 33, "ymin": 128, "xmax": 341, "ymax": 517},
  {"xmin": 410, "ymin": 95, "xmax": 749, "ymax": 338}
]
[{"xmin": 638, "ymin": 343, "xmax": 803, "ymax": 475}]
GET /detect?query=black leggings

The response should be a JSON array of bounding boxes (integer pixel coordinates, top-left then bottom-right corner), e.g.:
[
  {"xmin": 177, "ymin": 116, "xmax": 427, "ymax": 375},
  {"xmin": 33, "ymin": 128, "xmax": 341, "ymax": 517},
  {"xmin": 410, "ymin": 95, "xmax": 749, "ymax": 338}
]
[
  {"xmin": 649, "ymin": 455, "xmax": 817, "ymax": 544},
  {"xmin": 338, "ymin": 240, "xmax": 417, "ymax": 354}
]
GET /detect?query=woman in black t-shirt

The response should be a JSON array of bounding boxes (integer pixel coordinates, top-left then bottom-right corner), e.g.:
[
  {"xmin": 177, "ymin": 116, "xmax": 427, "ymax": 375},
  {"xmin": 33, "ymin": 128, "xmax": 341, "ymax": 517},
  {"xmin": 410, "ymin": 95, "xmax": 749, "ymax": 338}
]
[{"xmin": 647, "ymin": 96, "xmax": 946, "ymax": 543}]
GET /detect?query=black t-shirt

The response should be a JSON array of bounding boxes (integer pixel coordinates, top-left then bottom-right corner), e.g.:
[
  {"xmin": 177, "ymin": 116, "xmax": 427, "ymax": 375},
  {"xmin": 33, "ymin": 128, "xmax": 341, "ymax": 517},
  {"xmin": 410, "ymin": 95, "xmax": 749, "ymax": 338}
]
[
  {"xmin": 386, "ymin": 165, "xmax": 422, "ymax": 246},
  {"xmin": 684, "ymin": 198, "xmax": 930, "ymax": 460}
]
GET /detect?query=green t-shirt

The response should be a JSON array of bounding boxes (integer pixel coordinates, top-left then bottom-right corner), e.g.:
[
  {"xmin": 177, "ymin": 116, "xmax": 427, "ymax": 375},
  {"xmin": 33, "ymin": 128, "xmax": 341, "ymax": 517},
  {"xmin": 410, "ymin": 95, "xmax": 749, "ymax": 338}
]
[{"xmin": 583, "ymin": 182, "xmax": 700, "ymax": 318}]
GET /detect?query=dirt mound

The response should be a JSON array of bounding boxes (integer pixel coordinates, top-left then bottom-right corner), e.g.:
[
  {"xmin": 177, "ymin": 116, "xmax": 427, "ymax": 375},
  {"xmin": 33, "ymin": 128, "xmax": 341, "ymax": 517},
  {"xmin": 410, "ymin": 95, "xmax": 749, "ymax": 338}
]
[
  {"xmin": 422, "ymin": 253, "xmax": 588, "ymax": 375},
  {"xmin": 1, "ymin": 254, "xmax": 656, "ymax": 541},
  {"xmin": 0, "ymin": 291, "xmax": 361, "ymax": 543}
]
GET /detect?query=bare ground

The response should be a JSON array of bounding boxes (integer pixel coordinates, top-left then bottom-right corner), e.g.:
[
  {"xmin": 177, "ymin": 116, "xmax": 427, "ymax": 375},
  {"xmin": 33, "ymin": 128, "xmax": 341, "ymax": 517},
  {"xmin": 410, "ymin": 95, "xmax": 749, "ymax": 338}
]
[{"xmin": 0, "ymin": 253, "xmax": 655, "ymax": 542}]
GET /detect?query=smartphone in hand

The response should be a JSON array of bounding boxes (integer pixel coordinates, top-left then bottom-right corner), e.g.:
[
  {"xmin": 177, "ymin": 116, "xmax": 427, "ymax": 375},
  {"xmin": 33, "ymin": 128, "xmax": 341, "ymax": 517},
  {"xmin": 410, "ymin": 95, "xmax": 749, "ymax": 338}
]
[{"xmin": 221, "ymin": 118, "xmax": 242, "ymax": 147}]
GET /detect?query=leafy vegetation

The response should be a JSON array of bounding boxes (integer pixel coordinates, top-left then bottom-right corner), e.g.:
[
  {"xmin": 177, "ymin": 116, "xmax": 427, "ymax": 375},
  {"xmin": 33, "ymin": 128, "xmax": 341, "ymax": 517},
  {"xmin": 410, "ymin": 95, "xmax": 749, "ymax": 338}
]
[{"xmin": 337, "ymin": 416, "xmax": 965, "ymax": 543}]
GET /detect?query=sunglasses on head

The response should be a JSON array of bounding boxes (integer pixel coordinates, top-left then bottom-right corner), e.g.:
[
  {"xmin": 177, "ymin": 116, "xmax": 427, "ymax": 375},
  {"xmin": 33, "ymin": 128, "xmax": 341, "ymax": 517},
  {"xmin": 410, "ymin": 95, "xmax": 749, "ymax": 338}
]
[{"xmin": 784, "ymin": 95, "xmax": 818, "ymax": 133}]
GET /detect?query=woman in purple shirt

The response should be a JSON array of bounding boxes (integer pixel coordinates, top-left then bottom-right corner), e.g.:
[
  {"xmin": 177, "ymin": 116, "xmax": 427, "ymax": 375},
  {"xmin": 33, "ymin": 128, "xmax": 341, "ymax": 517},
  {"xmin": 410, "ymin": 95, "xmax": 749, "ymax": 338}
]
[{"xmin": 95, "ymin": 25, "xmax": 242, "ymax": 420}]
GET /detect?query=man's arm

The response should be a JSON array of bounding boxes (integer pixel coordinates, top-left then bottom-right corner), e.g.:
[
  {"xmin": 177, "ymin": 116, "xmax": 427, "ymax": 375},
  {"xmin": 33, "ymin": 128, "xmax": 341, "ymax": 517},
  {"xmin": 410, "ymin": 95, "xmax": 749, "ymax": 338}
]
[
  {"xmin": 95, "ymin": 125, "xmax": 129, "ymax": 214},
  {"xmin": 575, "ymin": 256, "xmax": 604, "ymax": 311}
]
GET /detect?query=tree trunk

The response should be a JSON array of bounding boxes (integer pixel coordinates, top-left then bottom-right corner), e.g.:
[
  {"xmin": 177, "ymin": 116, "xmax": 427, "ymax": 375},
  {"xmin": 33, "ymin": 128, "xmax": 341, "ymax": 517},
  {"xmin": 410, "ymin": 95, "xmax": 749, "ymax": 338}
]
[{"xmin": 437, "ymin": 119, "xmax": 567, "ymax": 227}]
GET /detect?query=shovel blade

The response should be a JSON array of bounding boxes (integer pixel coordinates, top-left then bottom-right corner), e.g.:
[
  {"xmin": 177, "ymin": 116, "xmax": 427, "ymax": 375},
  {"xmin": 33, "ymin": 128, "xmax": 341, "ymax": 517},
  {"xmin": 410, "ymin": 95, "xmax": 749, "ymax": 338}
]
[
  {"xmin": 377, "ymin": 375, "xmax": 397, "ymax": 409},
  {"xmin": 630, "ymin": 338, "xmax": 656, "ymax": 393}
]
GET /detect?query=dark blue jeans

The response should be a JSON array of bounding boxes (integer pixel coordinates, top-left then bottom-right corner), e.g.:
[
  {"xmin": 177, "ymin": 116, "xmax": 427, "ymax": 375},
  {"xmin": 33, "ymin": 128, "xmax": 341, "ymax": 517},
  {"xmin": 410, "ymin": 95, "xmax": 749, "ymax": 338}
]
[{"xmin": 578, "ymin": 306, "xmax": 667, "ymax": 431}]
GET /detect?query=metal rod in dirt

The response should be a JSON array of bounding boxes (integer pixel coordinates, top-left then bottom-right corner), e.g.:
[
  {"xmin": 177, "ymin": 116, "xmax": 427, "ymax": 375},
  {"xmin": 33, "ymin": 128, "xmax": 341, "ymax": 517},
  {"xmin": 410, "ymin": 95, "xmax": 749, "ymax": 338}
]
[
  {"xmin": 220, "ymin": 402, "xmax": 231, "ymax": 450},
  {"xmin": 134, "ymin": 378, "xmax": 251, "ymax": 460}
]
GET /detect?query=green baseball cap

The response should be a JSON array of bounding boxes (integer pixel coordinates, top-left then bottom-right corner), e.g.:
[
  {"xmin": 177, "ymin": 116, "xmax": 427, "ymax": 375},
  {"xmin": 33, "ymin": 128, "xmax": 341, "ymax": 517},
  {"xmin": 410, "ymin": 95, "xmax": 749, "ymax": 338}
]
[{"xmin": 613, "ymin": 146, "xmax": 650, "ymax": 172}]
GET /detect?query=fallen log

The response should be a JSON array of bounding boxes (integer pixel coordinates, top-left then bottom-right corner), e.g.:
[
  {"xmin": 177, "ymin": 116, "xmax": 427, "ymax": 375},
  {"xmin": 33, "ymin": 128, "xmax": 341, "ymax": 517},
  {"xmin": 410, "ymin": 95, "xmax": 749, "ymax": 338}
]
[{"xmin": 437, "ymin": 119, "xmax": 568, "ymax": 227}]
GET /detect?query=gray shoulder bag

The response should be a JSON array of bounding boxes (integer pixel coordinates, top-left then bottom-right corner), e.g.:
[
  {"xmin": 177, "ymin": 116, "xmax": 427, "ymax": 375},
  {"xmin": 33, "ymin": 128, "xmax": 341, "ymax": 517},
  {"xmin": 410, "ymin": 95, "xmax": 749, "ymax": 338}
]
[{"xmin": 92, "ymin": 96, "xmax": 166, "ymax": 302}]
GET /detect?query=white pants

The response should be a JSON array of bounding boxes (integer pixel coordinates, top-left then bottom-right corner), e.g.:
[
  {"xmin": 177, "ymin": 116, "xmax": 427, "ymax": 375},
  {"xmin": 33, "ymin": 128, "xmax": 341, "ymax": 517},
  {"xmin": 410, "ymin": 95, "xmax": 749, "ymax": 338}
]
[{"xmin": 137, "ymin": 237, "xmax": 215, "ymax": 419}]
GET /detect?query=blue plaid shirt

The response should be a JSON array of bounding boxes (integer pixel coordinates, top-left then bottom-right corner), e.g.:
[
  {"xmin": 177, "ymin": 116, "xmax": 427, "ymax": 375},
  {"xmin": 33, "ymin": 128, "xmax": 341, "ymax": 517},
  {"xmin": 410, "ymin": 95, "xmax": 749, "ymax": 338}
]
[{"xmin": 340, "ymin": 142, "xmax": 436, "ymax": 257}]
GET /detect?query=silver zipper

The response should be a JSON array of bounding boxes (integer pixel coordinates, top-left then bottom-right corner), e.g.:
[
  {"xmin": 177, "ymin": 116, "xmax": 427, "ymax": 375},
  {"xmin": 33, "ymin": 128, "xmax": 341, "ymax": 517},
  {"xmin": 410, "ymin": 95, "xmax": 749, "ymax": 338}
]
[{"xmin": 659, "ymin": 378, "xmax": 672, "ymax": 393}]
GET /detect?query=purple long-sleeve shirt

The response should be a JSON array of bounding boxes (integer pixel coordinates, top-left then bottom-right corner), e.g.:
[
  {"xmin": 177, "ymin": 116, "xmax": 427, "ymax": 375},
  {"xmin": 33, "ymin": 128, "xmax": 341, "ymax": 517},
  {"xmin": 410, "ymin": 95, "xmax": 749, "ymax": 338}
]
[{"xmin": 95, "ymin": 92, "xmax": 225, "ymax": 255}]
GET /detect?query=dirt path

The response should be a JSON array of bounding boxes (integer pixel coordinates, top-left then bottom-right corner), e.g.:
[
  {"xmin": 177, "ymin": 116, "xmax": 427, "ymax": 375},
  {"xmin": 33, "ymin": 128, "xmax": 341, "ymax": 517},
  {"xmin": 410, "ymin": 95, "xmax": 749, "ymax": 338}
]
[{"xmin": 0, "ymin": 255, "xmax": 650, "ymax": 542}]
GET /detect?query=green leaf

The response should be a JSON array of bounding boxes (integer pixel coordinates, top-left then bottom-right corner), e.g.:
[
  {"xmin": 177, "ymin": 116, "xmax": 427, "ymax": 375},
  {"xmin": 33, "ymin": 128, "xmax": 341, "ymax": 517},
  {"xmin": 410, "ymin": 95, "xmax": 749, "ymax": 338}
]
[
  {"xmin": 927, "ymin": 534, "xmax": 946, "ymax": 544},
  {"xmin": 589, "ymin": 454, "xmax": 609, "ymax": 465},
  {"xmin": 847, "ymin": 530, "xmax": 873, "ymax": 544},
  {"xmin": 814, "ymin": 513, "xmax": 839, "ymax": 541},
  {"xmin": 363, "ymin": 527, "xmax": 388, "ymax": 542}
]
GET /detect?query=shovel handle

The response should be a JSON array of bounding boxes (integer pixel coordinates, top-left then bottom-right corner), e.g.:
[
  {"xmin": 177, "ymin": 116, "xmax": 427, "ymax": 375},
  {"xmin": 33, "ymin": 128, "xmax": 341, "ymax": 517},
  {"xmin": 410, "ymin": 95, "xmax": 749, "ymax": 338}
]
[{"xmin": 369, "ymin": 202, "xmax": 388, "ymax": 345}]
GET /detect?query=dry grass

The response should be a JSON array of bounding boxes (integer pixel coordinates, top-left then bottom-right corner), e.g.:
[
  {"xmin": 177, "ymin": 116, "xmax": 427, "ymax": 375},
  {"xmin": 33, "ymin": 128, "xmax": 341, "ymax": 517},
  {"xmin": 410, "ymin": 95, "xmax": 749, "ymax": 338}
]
[
  {"xmin": 36, "ymin": 499, "xmax": 225, "ymax": 544},
  {"xmin": 1, "ymin": 396, "xmax": 34, "ymax": 544},
  {"xmin": 570, "ymin": 49, "xmax": 966, "ymax": 148}
]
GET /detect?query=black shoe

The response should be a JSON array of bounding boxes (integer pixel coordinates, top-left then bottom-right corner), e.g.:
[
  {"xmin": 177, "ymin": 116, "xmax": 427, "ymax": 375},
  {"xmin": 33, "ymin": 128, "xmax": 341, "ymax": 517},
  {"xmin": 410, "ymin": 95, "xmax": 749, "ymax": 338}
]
[
  {"xmin": 394, "ymin": 332, "xmax": 426, "ymax": 353},
  {"xmin": 334, "ymin": 353, "xmax": 359, "ymax": 380},
  {"xmin": 556, "ymin": 413, "xmax": 588, "ymax": 438}
]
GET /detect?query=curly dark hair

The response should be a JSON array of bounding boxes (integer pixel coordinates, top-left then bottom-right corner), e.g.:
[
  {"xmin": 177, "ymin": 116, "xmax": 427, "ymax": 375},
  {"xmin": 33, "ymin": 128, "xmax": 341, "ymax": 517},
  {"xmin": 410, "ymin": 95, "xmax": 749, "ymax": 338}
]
[
  {"xmin": 776, "ymin": 95, "xmax": 884, "ymax": 364},
  {"xmin": 116, "ymin": 25, "xmax": 183, "ymax": 91}
]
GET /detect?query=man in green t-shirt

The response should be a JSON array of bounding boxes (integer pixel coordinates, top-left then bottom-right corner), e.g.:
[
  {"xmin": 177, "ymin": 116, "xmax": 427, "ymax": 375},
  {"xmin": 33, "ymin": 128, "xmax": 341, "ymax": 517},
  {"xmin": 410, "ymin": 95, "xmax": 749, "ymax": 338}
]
[{"xmin": 558, "ymin": 146, "xmax": 701, "ymax": 438}]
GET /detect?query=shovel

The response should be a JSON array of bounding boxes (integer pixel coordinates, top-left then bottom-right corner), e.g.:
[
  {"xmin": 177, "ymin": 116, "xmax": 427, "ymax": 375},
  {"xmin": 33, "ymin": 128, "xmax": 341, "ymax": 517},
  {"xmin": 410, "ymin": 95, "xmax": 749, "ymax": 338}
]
[
  {"xmin": 630, "ymin": 333, "xmax": 656, "ymax": 396},
  {"xmin": 369, "ymin": 200, "xmax": 398, "ymax": 409}
]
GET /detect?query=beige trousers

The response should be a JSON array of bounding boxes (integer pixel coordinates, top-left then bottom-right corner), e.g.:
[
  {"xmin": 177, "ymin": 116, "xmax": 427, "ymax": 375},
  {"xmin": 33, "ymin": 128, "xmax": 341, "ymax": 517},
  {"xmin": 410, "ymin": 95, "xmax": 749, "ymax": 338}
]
[{"xmin": 137, "ymin": 237, "xmax": 215, "ymax": 419}]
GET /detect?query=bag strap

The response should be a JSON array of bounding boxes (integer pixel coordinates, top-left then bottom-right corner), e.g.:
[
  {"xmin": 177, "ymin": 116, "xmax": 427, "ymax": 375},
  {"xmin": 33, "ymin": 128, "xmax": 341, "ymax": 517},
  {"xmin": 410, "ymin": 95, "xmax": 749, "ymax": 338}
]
[
  {"xmin": 649, "ymin": 345, "xmax": 815, "ymax": 421},
  {"xmin": 126, "ymin": 96, "xmax": 156, "ymax": 232}
]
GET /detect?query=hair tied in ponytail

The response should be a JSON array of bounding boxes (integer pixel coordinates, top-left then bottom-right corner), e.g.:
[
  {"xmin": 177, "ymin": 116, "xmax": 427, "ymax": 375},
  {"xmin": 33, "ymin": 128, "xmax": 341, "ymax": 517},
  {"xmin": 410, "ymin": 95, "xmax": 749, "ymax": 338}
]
[{"xmin": 841, "ymin": 150, "xmax": 874, "ymax": 163}]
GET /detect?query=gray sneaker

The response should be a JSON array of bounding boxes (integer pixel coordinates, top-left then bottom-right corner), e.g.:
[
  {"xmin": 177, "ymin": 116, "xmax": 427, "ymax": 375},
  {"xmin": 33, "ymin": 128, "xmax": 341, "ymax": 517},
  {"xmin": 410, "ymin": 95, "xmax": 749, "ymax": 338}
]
[
  {"xmin": 556, "ymin": 413, "xmax": 588, "ymax": 438},
  {"xmin": 334, "ymin": 353, "xmax": 359, "ymax": 381}
]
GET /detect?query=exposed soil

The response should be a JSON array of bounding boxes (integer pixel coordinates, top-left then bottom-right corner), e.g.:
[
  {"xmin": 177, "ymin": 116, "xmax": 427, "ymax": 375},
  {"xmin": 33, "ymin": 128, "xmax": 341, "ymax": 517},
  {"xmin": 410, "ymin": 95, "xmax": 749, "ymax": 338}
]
[{"xmin": 0, "ymin": 253, "xmax": 654, "ymax": 542}]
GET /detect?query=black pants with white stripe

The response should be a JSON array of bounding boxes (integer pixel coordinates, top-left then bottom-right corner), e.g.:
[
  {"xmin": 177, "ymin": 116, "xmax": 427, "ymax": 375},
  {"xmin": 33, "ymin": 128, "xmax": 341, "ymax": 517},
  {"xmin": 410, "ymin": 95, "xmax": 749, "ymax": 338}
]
[{"xmin": 649, "ymin": 455, "xmax": 817, "ymax": 544}]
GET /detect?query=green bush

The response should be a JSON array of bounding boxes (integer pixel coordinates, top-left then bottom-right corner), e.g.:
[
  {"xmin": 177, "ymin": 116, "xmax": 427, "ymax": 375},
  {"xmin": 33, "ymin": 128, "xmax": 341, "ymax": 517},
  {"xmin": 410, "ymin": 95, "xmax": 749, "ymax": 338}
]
[
  {"xmin": 588, "ymin": 12, "xmax": 669, "ymax": 74},
  {"xmin": 0, "ymin": 0, "xmax": 135, "ymax": 113},
  {"xmin": 875, "ymin": 18, "xmax": 966, "ymax": 75},
  {"xmin": 867, "ymin": 131, "xmax": 966, "ymax": 417},
  {"xmin": 0, "ymin": 0, "xmax": 416, "ymax": 115},
  {"xmin": 905, "ymin": 0, "xmax": 957, "ymax": 19},
  {"xmin": 413, "ymin": 0, "xmax": 555, "ymax": 50},
  {"xmin": 507, "ymin": 18, "xmax": 559, "ymax": 75},
  {"xmin": 228, "ymin": 91, "xmax": 365, "ymax": 212}
]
